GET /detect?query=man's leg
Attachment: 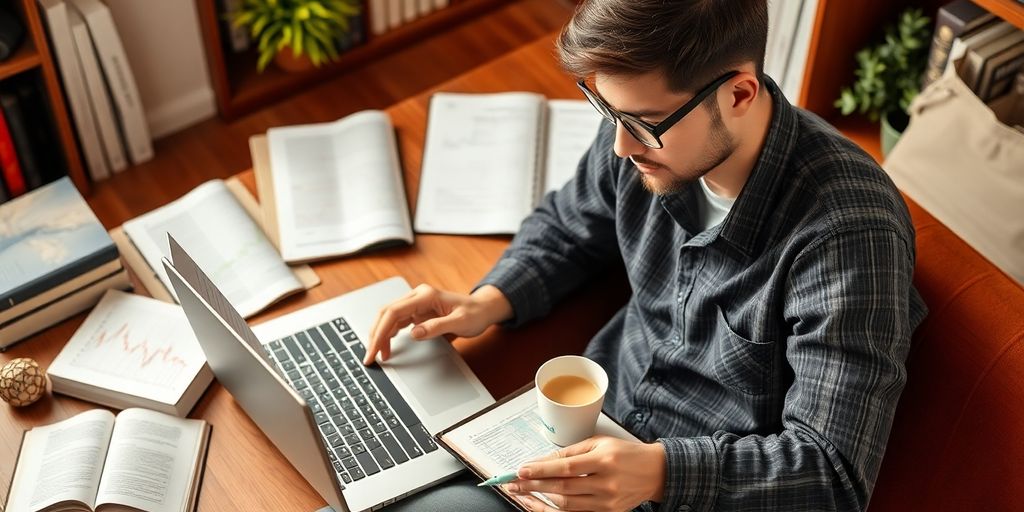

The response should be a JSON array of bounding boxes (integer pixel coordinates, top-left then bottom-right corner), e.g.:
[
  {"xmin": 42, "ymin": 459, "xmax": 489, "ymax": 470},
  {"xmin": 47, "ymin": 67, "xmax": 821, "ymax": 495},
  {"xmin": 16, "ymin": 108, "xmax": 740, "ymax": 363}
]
[{"xmin": 382, "ymin": 471, "xmax": 514, "ymax": 512}]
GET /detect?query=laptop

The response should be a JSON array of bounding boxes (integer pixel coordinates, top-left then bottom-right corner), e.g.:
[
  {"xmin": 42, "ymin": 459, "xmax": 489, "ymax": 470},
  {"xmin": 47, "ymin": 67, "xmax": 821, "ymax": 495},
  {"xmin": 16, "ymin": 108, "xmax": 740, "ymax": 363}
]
[{"xmin": 161, "ymin": 235, "xmax": 495, "ymax": 512}]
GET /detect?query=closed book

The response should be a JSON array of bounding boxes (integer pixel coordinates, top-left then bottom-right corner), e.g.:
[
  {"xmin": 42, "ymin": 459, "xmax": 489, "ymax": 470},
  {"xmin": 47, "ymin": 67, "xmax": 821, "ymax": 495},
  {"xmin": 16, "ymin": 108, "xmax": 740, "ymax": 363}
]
[
  {"xmin": 387, "ymin": 0, "xmax": 402, "ymax": 28},
  {"xmin": 69, "ymin": 0, "xmax": 154, "ymax": 165},
  {"xmin": 37, "ymin": 0, "xmax": 110, "ymax": 181},
  {"xmin": 16, "ymin": 78, "xmax": 69, "ymax": 183},
  {"xmin": 0, "ymin": 177, "xmax": 118, "ymax": 312},
  {"xmin": 0, "ymin": 105, "xmax": 26, "ymax": 197},
  {"xmin": 948, "ymin": 21, "xmax": 1015, "ymax": 79},
  {"xmin": 961, "ymin": 30, "xmax": 1024, "ymax": 92},
  {"xmin": 0, "ymin": 267, "xmax": 131, "ymax": 349},
  {"xmin": 0, "ymin": 169, "xmax": 7, "ymax": 204},
  {"xmin": 369, "ymin": 0, "xmax": 387, "ymax": 35},
  {"xmin": 976, "ymin": 39, "xmax": 1024, "ymax": 101},
  {"xmin": 48, "ymin": 289, "xmax": 214, "ymax": 417},
  {"xmin": 0, "ymin": 93, "xmax": 44, "ymax": 191},
  {"xmin": 923, "ymin": 0, "xmax": 995, "ymax": 88},
  {"xmin": 69, "ymin": 6, "xmax": 127, "ymax": 173},
  {"xmin": 0, "ymin": 258, "xmax": 121, "ymax": 325}
]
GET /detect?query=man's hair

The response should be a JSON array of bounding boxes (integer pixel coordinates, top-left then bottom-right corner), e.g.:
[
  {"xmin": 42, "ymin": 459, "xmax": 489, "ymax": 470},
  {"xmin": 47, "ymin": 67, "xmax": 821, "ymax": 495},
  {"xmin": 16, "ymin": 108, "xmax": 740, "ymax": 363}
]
[{"xmin": 557, "ymin": 0, "xmax": 769, "ymax": 94}]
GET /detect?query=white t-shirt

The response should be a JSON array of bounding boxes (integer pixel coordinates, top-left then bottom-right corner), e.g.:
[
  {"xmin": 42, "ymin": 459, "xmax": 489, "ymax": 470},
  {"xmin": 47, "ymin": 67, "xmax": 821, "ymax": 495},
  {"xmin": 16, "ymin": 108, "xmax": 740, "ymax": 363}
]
[{"xmin": 698, "ymin": 177, "xmax": 736, "ymax": 230}]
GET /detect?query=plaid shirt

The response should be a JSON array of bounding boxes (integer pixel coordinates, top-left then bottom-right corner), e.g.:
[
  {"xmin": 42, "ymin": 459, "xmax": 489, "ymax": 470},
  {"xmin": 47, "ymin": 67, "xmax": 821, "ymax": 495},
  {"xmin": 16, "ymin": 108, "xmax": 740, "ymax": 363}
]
[{"xmin": 478, "ymin": 78, "xmax": 927, "ymax": 511}]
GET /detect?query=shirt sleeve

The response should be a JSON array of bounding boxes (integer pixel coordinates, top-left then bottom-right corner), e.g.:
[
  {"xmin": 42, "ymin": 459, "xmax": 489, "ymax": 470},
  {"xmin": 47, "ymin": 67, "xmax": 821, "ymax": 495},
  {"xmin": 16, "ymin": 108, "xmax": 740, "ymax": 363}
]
[
  {"xmin": 655, "ymin": 227, "xmax": 919, "ymax": 512},
  {"xmin": 476, "ymin": 124, "xmax": 622, "ymax": 327}
]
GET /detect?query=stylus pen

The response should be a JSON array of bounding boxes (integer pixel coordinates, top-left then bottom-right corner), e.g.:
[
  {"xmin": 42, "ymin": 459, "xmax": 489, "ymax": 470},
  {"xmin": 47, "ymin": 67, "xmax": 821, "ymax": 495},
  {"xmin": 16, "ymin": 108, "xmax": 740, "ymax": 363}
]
[{"xmin": 477, "ymin": 470, "xmax": 520, "ymax": 487}]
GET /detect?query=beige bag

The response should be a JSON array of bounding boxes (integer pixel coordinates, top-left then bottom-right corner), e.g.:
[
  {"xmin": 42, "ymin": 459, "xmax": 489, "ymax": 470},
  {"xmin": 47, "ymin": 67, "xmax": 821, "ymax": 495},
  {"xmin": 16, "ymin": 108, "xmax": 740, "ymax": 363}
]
[{"xmin": 884, "ymin": 73, "xmax": 1024, "ymax": 284}]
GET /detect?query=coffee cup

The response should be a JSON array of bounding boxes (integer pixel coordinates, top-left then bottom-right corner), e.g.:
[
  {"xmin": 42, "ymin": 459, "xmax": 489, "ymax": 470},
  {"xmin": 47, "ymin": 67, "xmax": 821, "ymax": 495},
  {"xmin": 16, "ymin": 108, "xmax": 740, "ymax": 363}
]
[{"xmin": 535, "ymin": 355, "xmax": 608, "ymax": 446}]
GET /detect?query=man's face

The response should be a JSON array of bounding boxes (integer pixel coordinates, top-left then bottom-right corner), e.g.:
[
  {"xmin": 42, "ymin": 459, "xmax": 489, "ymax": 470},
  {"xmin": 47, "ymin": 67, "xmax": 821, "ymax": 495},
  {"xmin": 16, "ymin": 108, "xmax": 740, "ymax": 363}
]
[{"xmin": 594, "ymin": 71, "xmax": 738, "ymax": 195}]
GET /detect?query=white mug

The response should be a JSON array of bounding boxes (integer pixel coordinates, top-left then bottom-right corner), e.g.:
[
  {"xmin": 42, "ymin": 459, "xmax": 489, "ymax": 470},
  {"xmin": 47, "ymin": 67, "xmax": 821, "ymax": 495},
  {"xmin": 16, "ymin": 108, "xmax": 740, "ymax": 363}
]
[{"xmin": 534, "ymin": 355, "xmax": 608, "ymax": 447}]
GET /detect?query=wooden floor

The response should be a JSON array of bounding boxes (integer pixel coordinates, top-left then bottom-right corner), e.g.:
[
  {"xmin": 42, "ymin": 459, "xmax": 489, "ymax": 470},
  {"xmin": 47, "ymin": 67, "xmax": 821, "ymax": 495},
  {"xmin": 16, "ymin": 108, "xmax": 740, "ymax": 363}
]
[{"xmin": 86, "ymin": 0, "xmax": 574, "ymax": 228}]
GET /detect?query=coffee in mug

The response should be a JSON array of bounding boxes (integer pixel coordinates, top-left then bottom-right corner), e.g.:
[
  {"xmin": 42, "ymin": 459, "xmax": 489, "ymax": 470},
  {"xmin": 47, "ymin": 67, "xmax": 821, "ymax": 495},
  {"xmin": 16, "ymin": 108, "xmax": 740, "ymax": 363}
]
[
  {"xmin": 541, "ymin": 375, "xmax": 601, "ymax": 406},
  {"xmin": 535, "ymin": 356, "xmax": 609, "ymax": 446}
]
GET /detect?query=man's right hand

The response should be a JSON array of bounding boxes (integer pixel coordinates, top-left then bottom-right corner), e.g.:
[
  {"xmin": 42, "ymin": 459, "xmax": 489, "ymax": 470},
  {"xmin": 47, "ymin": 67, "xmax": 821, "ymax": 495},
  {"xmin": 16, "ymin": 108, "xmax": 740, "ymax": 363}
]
[{"xmin": 363, "ymin": 284, "xmax": 513, "ymax": 365}]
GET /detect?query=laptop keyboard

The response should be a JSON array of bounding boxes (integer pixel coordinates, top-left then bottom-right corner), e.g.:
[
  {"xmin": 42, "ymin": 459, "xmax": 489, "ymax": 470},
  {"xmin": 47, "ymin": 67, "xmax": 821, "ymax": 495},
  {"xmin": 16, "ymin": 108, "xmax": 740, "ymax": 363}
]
[{"xmin": 263, "ymin": 317, "xmax": 438, "ymax": 484}]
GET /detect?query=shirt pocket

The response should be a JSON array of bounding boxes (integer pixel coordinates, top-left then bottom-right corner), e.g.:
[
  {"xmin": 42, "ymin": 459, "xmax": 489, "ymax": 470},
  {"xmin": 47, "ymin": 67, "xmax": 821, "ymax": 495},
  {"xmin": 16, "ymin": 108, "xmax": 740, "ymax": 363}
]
[{"xmin": 711, "ymin": 304, "xmax": 776, "ymax": 395}]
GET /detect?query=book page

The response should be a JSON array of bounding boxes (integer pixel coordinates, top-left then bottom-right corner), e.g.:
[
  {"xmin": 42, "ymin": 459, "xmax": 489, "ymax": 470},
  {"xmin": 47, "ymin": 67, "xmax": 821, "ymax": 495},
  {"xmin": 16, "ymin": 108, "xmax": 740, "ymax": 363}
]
[
  {"xmin": 541, "ymin": 100, "xmax": 604, "ymax": 195},
  {"xmin": 440, "ymin": 388, "xmax": 638, "ymax": 510},
  {"xmin": 122, "ymin": 179, "xmax": 301, "ymax": 318},
  {"xmin": 414, "ymin": 92, "xmax": 545, "ymax": 235},
  {"xmin": 267, "ymin": 111, "xmax": 413, "ymax": 262},
  {"xmin": 95, "ymin": 409, "xmax": 207, "ymax": 512},
  {"xmin": 47, "ymin": 289, "xmax": 211, "ymax": 415},
  {"xmin": 6, "ymin": 409, "xmax": 115, "ymax": 512}
]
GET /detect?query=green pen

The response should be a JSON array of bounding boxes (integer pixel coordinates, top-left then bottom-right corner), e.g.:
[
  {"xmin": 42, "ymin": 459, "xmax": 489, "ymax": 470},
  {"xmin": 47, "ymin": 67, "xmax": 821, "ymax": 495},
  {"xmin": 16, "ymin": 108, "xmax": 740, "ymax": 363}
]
[{"xmin": 477, "ymin": 470, "xmax": 520, "ymax": 487}]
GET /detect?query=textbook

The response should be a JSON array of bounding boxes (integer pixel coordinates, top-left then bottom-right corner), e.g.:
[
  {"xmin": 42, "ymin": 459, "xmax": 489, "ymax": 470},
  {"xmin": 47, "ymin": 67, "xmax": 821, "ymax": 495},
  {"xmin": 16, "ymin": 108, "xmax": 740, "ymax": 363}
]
[
  {"xmin": 435, "ymin": 384, "xmax": 639, "ymax": 511},
  {"xmin": 265, "ymin": 110, "xmax": 414, "ymax": 262},
  {"xmin": 117, "ymin": 177, "xmax": 319, "ymax": 318},
  {"xmin": 5, "ymin": 408, "xmax": 211, "ymax": 512},
  {"xmin": 414, "ymin": 93, "xmax": 603, "ymax": 235},
  {"xmin": 48, "ymin": 290, "xmax": 213, "ymax": 417}
]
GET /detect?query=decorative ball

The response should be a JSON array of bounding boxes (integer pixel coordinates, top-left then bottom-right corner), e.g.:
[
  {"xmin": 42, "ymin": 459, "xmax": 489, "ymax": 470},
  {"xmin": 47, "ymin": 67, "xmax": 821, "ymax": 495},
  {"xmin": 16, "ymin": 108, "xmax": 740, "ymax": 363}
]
[{"xmin": 0, "ymin": 358, "xmax": 49, "ymax": 407}]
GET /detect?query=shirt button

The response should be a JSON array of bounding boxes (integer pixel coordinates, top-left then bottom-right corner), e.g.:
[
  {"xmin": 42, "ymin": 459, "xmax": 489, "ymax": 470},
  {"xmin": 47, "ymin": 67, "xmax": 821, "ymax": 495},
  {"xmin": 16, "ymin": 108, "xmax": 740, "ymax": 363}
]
[{"xmin": 671, "ymin": 335, "xmax": 681, "ymax": 344}]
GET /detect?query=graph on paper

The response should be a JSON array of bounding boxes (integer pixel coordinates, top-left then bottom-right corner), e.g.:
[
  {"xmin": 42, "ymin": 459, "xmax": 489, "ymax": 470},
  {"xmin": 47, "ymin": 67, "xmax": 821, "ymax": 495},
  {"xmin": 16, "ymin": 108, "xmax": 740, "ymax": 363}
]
[{"xmin": 48, "ymin": 289, "xmax": 208, "ymax": 402}]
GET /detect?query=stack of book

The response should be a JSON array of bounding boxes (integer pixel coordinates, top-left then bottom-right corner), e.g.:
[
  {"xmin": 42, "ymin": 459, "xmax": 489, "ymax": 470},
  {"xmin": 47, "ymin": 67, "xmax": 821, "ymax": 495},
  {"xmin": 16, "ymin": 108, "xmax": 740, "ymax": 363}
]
[
  {"xmin": 0, "ymin": 177, "xmax": 130, "ymax": 349},
  {"xmin": 37, "ymin": 0, "xmax": 153, "ymax": 182},
  {"xmin": 924, "ymin": 0, "xmax": 1024, "ymax": 102}
]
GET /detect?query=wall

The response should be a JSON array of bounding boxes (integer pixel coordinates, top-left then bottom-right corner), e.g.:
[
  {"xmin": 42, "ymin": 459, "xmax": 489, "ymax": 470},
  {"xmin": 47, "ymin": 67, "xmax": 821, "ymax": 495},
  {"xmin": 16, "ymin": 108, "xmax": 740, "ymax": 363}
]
[{"xmin": 104, "ymin": 0, "xmax": 216, "ymax": 139}]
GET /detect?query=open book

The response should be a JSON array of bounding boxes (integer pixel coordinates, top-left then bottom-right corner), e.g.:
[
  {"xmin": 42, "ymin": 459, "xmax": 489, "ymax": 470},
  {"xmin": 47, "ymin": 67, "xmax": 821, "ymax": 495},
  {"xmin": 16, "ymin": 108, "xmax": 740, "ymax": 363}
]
[
  {"xmin": 266, "ymin": 110, "xmax": 414, "ymax": 262},
  {"xmin": 5, "ymin": 408, "xmax": 210, "ymax": 512},
  {"xmin": 48, "ymin": 290, "xmax": 213, "ymax": 417},
  {"xmin": 436, "ymin": 384, "xmax": 639, "ymax": 511},
  {"xmin": 117, "ymin": 178, "xmax": 318, "ymax": 318},
  {"xmin": 414, "ymin": 93, "xmax": 604, "ymax": 235}
]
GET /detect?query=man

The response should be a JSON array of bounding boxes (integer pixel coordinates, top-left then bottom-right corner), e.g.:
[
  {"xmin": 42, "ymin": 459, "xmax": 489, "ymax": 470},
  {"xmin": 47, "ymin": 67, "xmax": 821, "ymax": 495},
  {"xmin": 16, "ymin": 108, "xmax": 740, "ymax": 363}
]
[{"xmin": 367, "ymin": 0, "xmax": 927, "ymax": 510}]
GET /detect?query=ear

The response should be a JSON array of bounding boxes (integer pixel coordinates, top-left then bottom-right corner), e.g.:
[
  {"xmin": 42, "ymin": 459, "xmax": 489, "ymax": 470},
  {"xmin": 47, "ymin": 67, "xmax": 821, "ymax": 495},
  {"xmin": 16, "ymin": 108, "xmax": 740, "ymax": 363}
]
[{"xmin": 723, "ymin": 70, "xmax": 760, "ymax": 117}]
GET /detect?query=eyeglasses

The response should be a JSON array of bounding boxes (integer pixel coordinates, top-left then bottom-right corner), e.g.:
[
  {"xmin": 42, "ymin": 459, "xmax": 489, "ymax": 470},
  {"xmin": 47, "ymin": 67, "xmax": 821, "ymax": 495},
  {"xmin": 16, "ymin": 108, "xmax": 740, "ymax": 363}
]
[{"xmin": 577, "ymin": 71, "xmax": 740, "ymax": 149}]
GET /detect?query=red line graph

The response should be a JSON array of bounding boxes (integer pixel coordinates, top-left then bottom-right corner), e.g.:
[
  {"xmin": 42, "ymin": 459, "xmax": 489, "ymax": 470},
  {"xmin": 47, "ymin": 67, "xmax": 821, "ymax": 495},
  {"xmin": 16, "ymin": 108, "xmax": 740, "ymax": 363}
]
[{"xmin": 90, "ymin": 323, "xmax": 188, "ymax": 369}]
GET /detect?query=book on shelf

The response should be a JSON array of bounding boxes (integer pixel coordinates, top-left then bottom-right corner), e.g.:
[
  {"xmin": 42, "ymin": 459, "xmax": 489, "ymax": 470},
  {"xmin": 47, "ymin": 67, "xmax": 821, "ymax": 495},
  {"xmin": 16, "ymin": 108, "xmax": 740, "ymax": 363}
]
[
  {"xmin": 960, "ymin": 30, "xmax": 1024, "ymax": 92},
  {"xmin": 114, "ymin": 177, "xmax": 319, "ymax": 319},
  {"xmin": 0, "ymin": 99, "xmax": 27, "ymax": 197},
  {"xmin": 923, "ymin": 0, "xmax": 996, "ymax": 88},
  {"xmin": 948, "ymin": 21, "xmax": 1016, "ymax": 79},
  {"xmin": 219, "ymin": 0, "xmax": 251, "ymax": 53},
  {"xmin": 48, "ymin": 289, "xmax": 214, "ymax": 416},
  {"xmin": 779, "ymin": 0, "xmax": 820, "ymax": 103},
  {"xmin": 37, "ymin": 0, "xmax": 110, "ymax": 181},
  {"xmin": 5, "ymin": 408, "xmax": 211, "ymax": 512},
  {"xmin": 69, "ymin": 0, "xmax": 154, "ymax": 166},
  {"xmin": 0, "ymin": 177, "xmax": 129, "ymax": 349},
  {"xmin": 68, "ymin": 4, "xmax": 128, "ymax": 173},
  {"xmin": 414, "ymin": 92, "xmax": 604, "ymax": 235},
  {"xmin": 387, "ymin": 0, "xmax": 402, "ymax": 29},
  {"xmin": 0, "ymin": 91, "xmax": 44, "ymax": 191},
  {"xmin": 11, "ymin": 74, "xmax": 69, "ymax": 185},
  {"xmin": 976, "ymin": 37, "xmax": 1024, "ymax": 101},
  {"xmin": 435, "ymin": 384, "xmax": 640, "ymax": 512},
  {"xmin": 265, "ymin": 110, "xmax": 413, "ymax": 262},
  {"xmin": 369, "ymin": 0, "xmax": 388, "ymax": 35}
]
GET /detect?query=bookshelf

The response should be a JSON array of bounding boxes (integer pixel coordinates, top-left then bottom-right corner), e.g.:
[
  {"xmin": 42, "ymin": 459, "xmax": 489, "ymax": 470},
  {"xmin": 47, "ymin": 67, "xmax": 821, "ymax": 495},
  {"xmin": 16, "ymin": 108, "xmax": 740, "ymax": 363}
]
[
  {"xmin": 797, "ymin": 0, "xmax": 1023, "ymax": 162},
  {"xmin": 196, "ymin": 0, "xmax": 511, "ymax": 120},
  {"xmin": 3, "ymin": 0, "xmax": 88, "ymax": 194}
]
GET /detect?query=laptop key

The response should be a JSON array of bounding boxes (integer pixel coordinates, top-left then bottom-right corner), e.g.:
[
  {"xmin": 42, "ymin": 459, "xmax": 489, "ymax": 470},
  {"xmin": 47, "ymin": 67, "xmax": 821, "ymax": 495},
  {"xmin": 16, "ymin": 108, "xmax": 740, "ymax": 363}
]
[
  {"xmin": 338, "ymin": 424, "xmax": 355, "ymax": 436},
  {"xmin": 340, "ymin": 472, "xmax": 352, "ymax": 484},
  {"xmin": 287, "ymin": 370, "xmax": 301, "ymax": 382},
  {"xmin": 355, "ymin": 450, "xmax": 380, "ymax": 475},
  {"xmin": 352, "ymin": 418, "xmax": 367, "ymax": 430},
  {"xmin": 386, "ymin": 416, "xmax": 400, "ymax": 429},
  {"xmin": 326, "ymin": 404, "xmax": 342, "ymax": 416},
  {"xmin": 344, "ymin": 331, "xmax": 358, "ymax": 342},
  {"xmin": 282, "ymin": 337, "xmax": 306, "ymax": 364},
  {"xmin": 281, "ymin": 360, "xmax": 295, "ymax": 372},
  {"xmin": 273, "ymin": 349, "xmax": 289, "ymax": 363},
  {"xmin": 333, "ymin": 460, "xmax": 344, "ymax": 473},
  {"xmin": 301, "ymin": 365, "xmax": 315, "ymax": 376},
  {"xmin": 371, "ymin": 447, "xmax": 395, "ymax": 470},
  {"xmin": 343, "ymin": 434, "xmax": 360, "ymax": 445},
  {"xmin": 342, "ymin": 456, "xmax": 359, "ymax": 470},
  {"xmin": 332, "ymin": 318, "xmax": 350, "ymax": 333},
  {"xmin": 365, "ymin": 438, "xmax": 382, "ymax": 451},
  {"xmin": 379, "ymin": 432, "xmax": 409, "ymax": 464},
  {"xmin": 334, "ymin": 446, "xmax": 352, "ymax": 458},
  {"xmin": 372, "ymin": 421, "xmax": 387, "ymax": 434},
  {"xmin": 320, "ymin": 424, "xmax": 337, "ymax": 436},
  {"xmin": 308, "ymin": 327, "xmax": 332, "ymax": 353},
  {"xmin": 349, "ymin": 467, "xmax": 365, "ymax": 481},
  {"xmin": 314, "ymin": 412, "xmax": 329, "ymax": 425},
  {"xmin": 351, "ymin": 443, "xmax": 367, "ymax": 455},
  {"xmin": 409, "ymin": 424, "xmax": 438, "ymax": 453},
  {"xmin": 393, "ymin": 428, "xmax": 423, "ymax": 458},
  {"xmin": 328, "ymin": 434, "xmax": 344, "ymax": 448},
  {"xmin": 359, "ymin": 428, "xmax": 374, "ymax": 441}
]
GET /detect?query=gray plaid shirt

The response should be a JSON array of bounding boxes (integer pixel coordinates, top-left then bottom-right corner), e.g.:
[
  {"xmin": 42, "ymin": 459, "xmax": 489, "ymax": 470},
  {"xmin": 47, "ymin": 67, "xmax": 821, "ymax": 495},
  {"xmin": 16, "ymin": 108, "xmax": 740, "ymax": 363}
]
[{"xmin": 478, "ymin": 78, "xmax": 927, "ymax": 511}]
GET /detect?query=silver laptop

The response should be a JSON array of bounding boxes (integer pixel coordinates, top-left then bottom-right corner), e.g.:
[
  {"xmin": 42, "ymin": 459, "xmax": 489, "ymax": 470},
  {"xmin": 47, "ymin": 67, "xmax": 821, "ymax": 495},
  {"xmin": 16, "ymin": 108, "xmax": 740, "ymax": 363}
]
[{"xmin": 161, "ymin": 236, "xmax": 495, "ymax": 512}]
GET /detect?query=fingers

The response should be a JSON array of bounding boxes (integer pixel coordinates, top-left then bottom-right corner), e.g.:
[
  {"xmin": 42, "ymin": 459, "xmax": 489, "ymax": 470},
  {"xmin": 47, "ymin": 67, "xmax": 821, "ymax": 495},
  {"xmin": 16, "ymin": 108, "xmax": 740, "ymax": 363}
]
[
  {"xmin": 517, "ymin": 493, "xmax": 601, "ymax": 512},
  {"xmin": 519, "ymin": 452, "xmax": 602, "ymax": 480},
  {"xmin": 506, "ymin": 477, "xmax": 590, "ymax": 496},
  {"xmin": 526, "ymin": 438, "xmax": 599, "ymax": 464},
  {"xmin": 365, "ymin": 288, "xmax": 429, "ymax": 365}
]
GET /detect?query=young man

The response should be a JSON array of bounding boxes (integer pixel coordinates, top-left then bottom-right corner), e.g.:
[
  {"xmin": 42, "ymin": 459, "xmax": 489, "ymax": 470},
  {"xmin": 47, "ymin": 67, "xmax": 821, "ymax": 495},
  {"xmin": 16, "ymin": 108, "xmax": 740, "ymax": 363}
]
[{"xmin": 368, "ymin": 1, "xmax": 927, "ymax": 510}]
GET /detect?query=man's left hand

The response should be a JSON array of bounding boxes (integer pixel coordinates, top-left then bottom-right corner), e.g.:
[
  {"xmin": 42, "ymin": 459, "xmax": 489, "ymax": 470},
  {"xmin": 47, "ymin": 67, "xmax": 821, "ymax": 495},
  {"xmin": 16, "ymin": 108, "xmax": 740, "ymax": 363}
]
[{"xmin": 505, "ymin": 435, "xmax": 667, "ymax": 512}]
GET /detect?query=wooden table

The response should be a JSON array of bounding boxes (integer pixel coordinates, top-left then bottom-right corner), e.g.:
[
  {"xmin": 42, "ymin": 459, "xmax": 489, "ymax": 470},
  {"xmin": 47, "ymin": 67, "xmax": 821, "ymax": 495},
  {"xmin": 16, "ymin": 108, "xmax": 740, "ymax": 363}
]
[{"xmin": 0, "ymin": 34, "xmax": 628, "ymax": 510}]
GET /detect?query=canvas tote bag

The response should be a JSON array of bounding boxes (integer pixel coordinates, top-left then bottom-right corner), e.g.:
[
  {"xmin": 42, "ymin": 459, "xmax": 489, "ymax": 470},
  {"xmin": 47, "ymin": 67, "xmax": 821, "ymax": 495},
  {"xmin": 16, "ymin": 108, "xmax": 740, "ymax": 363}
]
[{"xmin": 884, "ymin": 73, "xmax": 1024, "ymax": 284}]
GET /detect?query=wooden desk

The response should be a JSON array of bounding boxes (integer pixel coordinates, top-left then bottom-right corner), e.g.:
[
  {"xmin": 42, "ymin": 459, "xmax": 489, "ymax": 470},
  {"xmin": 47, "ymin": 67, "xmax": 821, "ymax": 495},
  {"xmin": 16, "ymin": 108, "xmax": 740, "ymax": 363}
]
[{"xmin": 0, "ymin": 34, "xmax": 628, "ymax": 510}]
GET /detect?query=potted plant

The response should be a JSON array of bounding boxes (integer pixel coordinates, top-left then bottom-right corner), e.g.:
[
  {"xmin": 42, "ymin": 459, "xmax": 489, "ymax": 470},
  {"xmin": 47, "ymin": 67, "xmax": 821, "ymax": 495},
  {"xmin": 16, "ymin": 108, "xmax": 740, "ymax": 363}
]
[
  {"xmin": 231, "ymin": 0, "xmax": 361, "ymax": 73},
  {"xmin": 835, "ymin": 8, "xmax": 931, "ymax": 157}
]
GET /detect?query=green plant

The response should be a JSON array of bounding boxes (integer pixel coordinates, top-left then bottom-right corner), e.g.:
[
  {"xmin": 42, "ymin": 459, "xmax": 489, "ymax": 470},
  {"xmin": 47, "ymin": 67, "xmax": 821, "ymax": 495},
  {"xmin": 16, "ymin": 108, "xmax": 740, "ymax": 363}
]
[
  {"xmin": 835, "ymin": 8, "xmax": 931, "ymax": 123},
  {"xmin": 231, "ymin": 0, "xmax": 361, "ymax": 72}
]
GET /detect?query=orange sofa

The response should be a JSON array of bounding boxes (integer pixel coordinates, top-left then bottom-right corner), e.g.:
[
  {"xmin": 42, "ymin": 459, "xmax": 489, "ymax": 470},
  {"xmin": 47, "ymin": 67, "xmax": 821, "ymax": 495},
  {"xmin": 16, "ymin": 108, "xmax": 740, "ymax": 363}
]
[{"xmin": 457, "ymin": 196, "xmax": 1024, "ymax": 510}]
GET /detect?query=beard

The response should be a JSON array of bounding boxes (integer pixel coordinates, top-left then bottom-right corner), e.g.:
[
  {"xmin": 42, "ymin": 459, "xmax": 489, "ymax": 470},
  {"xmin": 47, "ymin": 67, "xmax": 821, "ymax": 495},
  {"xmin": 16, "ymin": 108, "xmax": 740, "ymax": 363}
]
[{"xmin": 636, "ymin": 114, "xmax": 737, "ymax": 196}]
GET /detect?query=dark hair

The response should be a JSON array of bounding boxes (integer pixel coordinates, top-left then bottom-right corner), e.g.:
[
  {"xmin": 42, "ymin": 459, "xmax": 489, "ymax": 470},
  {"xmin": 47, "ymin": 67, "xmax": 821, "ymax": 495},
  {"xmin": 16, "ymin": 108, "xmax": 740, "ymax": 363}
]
[{"xmin": 557, "ymin": 0, "xmax": 769, "ymax": 94}]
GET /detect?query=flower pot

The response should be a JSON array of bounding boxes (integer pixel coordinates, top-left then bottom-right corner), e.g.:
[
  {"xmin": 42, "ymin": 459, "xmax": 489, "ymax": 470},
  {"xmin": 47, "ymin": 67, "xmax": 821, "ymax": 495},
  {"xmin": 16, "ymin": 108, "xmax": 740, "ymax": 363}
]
[
  {"xmin": 274, "ymin": 49, "xmax": 315, "ymax": 73},
  {"xmin": 880, "ymin": 110, "xmax": 909, "ymax": 158}
]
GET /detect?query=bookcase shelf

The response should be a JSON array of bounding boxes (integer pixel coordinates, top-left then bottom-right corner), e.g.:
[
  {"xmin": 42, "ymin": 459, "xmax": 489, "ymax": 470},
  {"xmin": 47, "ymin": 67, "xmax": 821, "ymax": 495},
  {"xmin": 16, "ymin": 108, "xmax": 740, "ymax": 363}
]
[
  {"xmin": 197, "ymin": 0, "xmax": 508, "ymax": 120},
  {"xmin": 7, "ymin": 0, "xmax": 88, "ymax": 194},
  {"xmin": 800, "ymin": 0, "xmax": 1023, "ymax": 163}
]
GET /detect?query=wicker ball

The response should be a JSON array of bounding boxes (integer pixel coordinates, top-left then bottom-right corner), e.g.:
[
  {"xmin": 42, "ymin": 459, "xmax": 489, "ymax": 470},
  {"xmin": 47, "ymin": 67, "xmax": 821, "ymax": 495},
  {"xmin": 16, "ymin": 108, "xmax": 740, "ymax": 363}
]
[{"xmin": 0, "ymin": 358, "xmax": 49, "ymax": 407}]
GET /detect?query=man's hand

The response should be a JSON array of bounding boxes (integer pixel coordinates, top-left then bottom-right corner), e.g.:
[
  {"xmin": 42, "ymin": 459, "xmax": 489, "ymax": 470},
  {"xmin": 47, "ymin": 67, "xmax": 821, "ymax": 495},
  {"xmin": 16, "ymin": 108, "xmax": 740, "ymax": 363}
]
[
  {"xmin": 363, "ymin": 284, "xmax": 512, "ymax": 365},
  {"xmin": 505, "ymin": 435, "xmax": 667, "ymax": 512}
]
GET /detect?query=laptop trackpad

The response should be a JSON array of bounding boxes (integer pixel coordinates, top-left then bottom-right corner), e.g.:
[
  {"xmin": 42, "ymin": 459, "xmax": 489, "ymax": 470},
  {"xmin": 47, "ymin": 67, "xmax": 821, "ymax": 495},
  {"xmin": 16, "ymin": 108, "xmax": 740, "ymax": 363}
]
[{"xmin": 385, "ymin": 333, "xmax": 480, "ymax": 416}]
